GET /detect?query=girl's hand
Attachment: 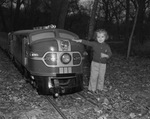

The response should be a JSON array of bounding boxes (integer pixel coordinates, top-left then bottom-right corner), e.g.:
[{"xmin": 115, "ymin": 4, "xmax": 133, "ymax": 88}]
[
  {"xmin": 101, "ymin": 53, "xmax": 109, "ymax": 58},
  {"xmin": 72, "ymin": 38, "xmax": 82, "ymax": 43}
]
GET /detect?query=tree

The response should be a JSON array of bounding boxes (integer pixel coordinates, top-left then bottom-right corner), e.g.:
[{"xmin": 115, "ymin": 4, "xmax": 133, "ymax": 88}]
[
  {"xmin": 127, "ymin": 2, "xmax": 139, "ymax": 59},
  {"xmin": 0, "ymin": 0, "xmax": 8, "ymax": 32},
  {"xmin": 13, "ymin": 0, "xmax": 23, "ymax": 30},
  {"xmin": 51, "ymin": 0, "xmax": 69, "ymax": 29},
  {"xmin": 0, "ymin": 6, "xmax": 7, "ymax": 32},
  {"xmin": 87, "ymin": 0, "xmax": 99, "ymax": 40},
  {"xmin": 124, "ymin": 0, "xmax": 130, "ymax": 48},
  {"xmin": 103, "ymin": 0, "xmax": 110, "ymax": 29},
  {"xmin": 57, "ymin": 0, "xmax": 69, "ymax": 28}
]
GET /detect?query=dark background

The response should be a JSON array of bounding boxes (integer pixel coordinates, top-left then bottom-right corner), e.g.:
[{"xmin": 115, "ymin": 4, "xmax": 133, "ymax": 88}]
[{"xmin": 0, "ymin": 0, "xmax": 150, "ymax": 57}]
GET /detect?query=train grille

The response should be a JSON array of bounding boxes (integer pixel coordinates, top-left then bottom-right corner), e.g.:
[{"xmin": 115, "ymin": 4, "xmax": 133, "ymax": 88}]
[
  {"xmin": 73, "ymin": 53, "xmax": 81, "ymax": 65},
  {"xmin": 59, "ymin": 67, "xmax": 72, "ymax": 73},
  {"xmin": 53, "ymin": 76, "xmax": 76, "ymax": 86}
]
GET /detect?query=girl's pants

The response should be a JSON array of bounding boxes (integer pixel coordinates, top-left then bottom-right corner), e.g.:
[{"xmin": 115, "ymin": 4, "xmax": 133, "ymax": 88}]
[{"xmin": 88, "ymin": 61, "xmax": 106, "ymax": 92}]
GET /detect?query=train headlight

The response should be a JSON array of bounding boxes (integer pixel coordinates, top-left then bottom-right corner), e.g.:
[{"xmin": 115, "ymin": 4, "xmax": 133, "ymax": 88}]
[
  {"xmin": 61, "ymin": 53, "xmax": 71, "ymax": 64},
  {"xmin": 51, "ymin": 53, "xmax": 57, "ymax": 62},
  {"xmin": 44, "ymin": 53, "xmax": 57, "ymax": 65}
]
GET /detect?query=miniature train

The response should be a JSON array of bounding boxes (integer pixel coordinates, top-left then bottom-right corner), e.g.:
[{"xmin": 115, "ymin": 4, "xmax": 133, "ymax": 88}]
[{"xmin": 0, "ymin": 26, "xmax": 85, "ymax": 97}]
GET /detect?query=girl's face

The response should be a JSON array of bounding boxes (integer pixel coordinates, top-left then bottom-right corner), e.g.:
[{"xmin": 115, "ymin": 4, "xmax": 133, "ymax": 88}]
[{"xmin": 96, "ymin": 32, "xmax": 106, "ymax": 43}]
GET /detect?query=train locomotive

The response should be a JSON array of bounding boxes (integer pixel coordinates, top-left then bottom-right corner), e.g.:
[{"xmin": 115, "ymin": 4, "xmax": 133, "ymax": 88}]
[{"xmin": 0, "ymin": 26, "xmax": 85, "ymax": 97}]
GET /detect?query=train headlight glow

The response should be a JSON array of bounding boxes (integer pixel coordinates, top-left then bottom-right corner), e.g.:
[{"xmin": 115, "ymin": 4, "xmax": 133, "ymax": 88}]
[
  {"xmin": 51, "ymin": 53, "xmax": 57, "ymax": 62},
  {"xmin": 61, "ymin": 53, "xmax": 71, "ymax": 64},
  {"xmin": 44, "ymin": 53, "xmax": 57, "ymax": 65},
  {"xmin": 49, "ymin": 46, "xmax": 55, "ymax": 51},
  {"xmin": 30, "ymin": 52, "xmax": 39, "ymax": 57}
]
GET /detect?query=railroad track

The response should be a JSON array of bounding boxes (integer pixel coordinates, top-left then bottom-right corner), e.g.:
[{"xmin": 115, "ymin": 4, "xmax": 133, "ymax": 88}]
[
  {"xmin": 45, "ymin": 96, "xmax": 68, "ymax": 119},
  {"xmin": 45, "ymin": 90, "xmax": 103, "ymax": 119},
  {"xmin": 74, "ymin": 92, "xmax": 98, "ymax": 107}
]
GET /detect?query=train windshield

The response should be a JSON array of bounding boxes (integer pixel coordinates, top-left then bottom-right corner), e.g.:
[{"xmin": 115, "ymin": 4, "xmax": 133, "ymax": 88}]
[
  {"xmin": 59, "ymin": 33, "xmax": 76, "ymax": 39},
  {"xmin": 31, "ymin": 32, "xmax": 55, "ymax": 42}
]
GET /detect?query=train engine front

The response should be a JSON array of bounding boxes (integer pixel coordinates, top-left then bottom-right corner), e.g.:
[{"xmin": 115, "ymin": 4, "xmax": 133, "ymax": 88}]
[{"xmin": 23, "ymin": 28, "xmax": 85, "ymax": 96}]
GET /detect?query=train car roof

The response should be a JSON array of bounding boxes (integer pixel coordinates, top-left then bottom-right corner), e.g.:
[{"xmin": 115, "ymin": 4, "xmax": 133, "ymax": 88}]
[
  {"xmin": 13, "ymin": 30, "xmax": 33, "ymax": 34},
  {"xmin": 12, "ymin": 28, "xmax": 78, "ymax": 37}
]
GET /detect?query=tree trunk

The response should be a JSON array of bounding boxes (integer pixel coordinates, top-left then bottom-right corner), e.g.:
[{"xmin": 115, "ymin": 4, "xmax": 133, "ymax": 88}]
[
  {"xmin": 87, "ymin": 0, "xmax": 99, "ymax": 40},
  {"xmin": 57, "ymin": 0, "xmax": 69, "ymax": 29},
  {"xmin": 29, "ymin": 0, "xmax": 36, "ymax": 28},
  {"xmin": 103, "ymin": 0, "xmax": 109, "ymax": 29},
  {"xmin": 0, "ymin": 6, "xmax": 7, "ymax": 32},
  {"xmin": 124, "ymin": 0, "xmax": 130, "ymax": 49},
  {"xmin": 50, "ymin": 0, "xmax": 63, "ymax": 27},
  {"xmin": 127, "ymin": 6, "xmax": 139, "ymax": 59},
  {"xmin": 87, "ymin": 0, "xmax": 99, "ymax": 62},
  {"xmin": 10, "ymin": 0, "xmax": 13, "ymax": 31},
  {"xmin": 13, "ymin": 0, "xmax": 22, "ymax": 30}
]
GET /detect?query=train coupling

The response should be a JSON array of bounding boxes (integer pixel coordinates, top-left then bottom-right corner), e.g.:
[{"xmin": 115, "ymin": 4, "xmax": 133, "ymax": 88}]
[
  {"xmin": 54, "ymin": 93, "xmax": 59, "ymax": 98},
  {"xmin": 53, "ymin": 86, "xmax": 60, "ymax": 98},
  {"xmin": 53, "ymin": 87, "xmax": 66, "ymax": 98}
]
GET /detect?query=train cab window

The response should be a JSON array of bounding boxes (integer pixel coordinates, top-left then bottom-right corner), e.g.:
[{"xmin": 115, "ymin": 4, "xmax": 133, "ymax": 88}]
[
  {"xmin": 59, "ymin": 33, "xmax": 75, "ymax": 39},
  {"xmin": 13, "ymin": 35, "xmax": 17, "ymax": 42},
  {"xmin": 31, "ymin": 32, "xmax": 55, "ymax": 42}
]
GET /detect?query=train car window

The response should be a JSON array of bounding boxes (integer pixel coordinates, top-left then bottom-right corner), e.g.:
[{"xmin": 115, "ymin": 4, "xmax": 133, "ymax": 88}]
[
  {"xmin": 31, "ymin": 32, "xmax": 55, "ymax": 42},
  {"xmin": 59, "ymin": 33, "xmax": 75, "ymax": 39}
]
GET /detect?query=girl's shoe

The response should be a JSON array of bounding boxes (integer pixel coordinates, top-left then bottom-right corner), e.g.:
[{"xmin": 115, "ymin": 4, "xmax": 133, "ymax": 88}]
[
  {"xmin": 95, "ymin": 90, "xmax": 101, "ymax": 94},
  {"xmin": 89, "ymin": 90, "xmax": 99, "ymax": 95},
  {"xmin": 87, "ymin": 90, "xmax": 96, "ymax": 95},
  {"xmin": 93, "ymin": 90, "xmax": 99, "ymax": 95}
]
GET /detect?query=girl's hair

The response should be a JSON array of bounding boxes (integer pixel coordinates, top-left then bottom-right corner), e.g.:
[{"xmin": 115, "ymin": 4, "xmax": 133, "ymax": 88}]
[{"xmin": 93, "ymin": 29, "xmax": 109, "ymax": 40}]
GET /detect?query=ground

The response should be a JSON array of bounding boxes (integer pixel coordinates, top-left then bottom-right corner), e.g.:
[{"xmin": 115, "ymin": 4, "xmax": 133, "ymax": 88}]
[{"xmin": 0, "ymin": 49, "xmax": 150, "ymax": 119}]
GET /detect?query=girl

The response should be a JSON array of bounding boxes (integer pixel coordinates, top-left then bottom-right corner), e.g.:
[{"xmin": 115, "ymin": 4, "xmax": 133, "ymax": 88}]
[{"xmin": 72, "ymin": 29, "xmax": 112, "ymax": 93}]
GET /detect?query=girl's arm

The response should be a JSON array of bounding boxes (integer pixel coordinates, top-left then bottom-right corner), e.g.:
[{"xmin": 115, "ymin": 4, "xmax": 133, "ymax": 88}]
[
  {"xmin": 71, "ymin": 38, "xmax": 82, "ymax": 43},
  {"xmin": 72, "ymin": 38, "xmax": 94, "ymax": 47}
]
